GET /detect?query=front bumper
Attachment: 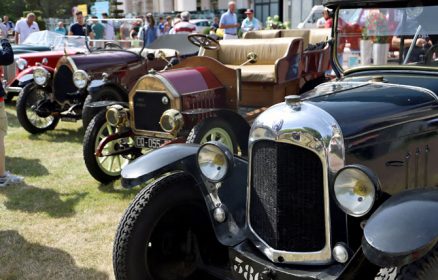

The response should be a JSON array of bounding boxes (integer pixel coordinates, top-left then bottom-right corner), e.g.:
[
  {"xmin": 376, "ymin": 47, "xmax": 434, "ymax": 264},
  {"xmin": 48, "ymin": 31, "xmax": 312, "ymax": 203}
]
[{"xmin": 230, "ymin": 241, "xmax": 343, "ymax": 280}]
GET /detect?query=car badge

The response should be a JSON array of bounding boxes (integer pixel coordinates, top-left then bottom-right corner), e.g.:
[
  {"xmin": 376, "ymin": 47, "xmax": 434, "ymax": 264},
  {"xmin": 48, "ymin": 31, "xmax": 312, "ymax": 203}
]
[
  {"xmin": 272, "ymin": 119, "xmax": 283, "ymax": 133},
  {"xmin": 162, "ymin": 96, "xmax": 169, "ymax": 105}
]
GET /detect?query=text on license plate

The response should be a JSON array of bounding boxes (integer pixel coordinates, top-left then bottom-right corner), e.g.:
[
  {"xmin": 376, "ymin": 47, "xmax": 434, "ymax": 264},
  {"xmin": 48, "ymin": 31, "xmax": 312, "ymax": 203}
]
[{"xmin": 135, "ymin": 137, "xmax": 166, "ymax": 149}]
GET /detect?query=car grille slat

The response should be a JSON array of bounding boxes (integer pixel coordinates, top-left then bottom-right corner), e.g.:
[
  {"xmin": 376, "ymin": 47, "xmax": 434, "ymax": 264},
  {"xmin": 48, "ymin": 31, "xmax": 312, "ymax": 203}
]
[
  {"xmin": 133, "ymin": 91, "xmax": 170, "ymax": 131},
  {"xmin": 54, "ymin": 65, "xmax": 77, "ymax": 103},
  {"xmin": 250, "ymin": 140, "xmax": 326, "ymax": 252}
]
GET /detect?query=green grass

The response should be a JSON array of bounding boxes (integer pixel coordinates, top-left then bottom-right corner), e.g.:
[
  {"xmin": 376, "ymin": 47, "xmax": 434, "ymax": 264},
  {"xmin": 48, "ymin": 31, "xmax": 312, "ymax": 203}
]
[{"xmin": 0, "ymin": 102, "xmax": 139, "ymax": 280}]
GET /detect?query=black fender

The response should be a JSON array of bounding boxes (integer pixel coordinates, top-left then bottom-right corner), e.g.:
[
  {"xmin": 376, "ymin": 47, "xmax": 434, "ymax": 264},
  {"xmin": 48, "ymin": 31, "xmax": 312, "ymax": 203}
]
[
  {"xmin": 87, "ymin": 79, "xmax": 128, "ymax": 97},
  {"xmin": 183, "ymin": 108, "xmax": 250, "ymax": 154},
  {"xmin": 121, "ymin": 143, "xmax": 248, "ymax": 246},
  {"xmin": 362, "ymin": 188, "xmax": 438, "ymax": 267},
  {"xmin": 83, "ymin": 100, "xmax": 129, "ymax": 110},
  {"xmin": 17, "ymin": 75, "xmax": 34, "ymax": 88}
]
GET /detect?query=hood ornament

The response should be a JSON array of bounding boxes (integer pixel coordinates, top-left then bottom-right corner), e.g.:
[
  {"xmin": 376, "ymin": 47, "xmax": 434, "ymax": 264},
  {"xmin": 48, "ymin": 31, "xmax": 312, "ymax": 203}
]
[{"xmin": 285, "ymin": 95, "xmax": 301, "ymax": 111}]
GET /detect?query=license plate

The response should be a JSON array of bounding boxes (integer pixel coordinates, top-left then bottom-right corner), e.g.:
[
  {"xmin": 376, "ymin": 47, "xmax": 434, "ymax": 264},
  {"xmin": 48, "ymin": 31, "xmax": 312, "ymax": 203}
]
[{"xmin": 135, "ymin": 137, "xmax": 166, "ymax": 149}]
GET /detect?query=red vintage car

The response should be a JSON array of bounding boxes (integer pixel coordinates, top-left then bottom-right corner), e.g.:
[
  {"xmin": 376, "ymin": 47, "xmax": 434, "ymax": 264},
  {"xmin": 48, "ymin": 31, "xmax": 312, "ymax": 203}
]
[{"xmin": 82, "ymin": 31, "xmax": 332, "ymax": 183}]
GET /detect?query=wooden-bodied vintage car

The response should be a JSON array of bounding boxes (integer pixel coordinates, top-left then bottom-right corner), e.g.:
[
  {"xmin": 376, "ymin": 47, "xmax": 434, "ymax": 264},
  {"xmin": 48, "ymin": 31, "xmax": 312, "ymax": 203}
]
[
  {"xmin": 15, "ymin": 29, "xmax": 197, "ymax": 134},
  {"xmin": 111, "ymin": 0, "xmax": 438, "ymax": 279},
  {"xmin": 82, "ymin": 31, "xmax": 331, "ymax": 183}
]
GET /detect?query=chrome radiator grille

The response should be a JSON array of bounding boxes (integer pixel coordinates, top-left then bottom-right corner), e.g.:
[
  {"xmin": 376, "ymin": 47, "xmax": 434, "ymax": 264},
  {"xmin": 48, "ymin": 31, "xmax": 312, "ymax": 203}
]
[{"xmin": 250, "ymin": 140, "xmax": 326, "ymax": 252}]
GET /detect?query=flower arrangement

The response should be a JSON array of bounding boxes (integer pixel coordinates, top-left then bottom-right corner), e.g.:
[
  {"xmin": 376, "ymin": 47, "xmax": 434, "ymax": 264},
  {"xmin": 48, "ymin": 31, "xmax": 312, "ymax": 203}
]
[{"xmin": 364, "ymin": 10, "xmax": 389, "ymax": 44}]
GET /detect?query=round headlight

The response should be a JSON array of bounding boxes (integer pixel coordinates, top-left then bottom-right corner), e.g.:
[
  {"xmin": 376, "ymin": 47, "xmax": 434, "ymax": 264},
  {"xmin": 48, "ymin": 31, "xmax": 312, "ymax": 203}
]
[
  {"xmin": 159, "ymin": 109, "xmax": 184, "ymax": 134},
  {"xmin": 73, "ymin": 70, "xmax": 89, "ymax": 89},
  {"xmin": 33, "ymin": 67, "xmax": 49, "ymax": 86},
  {"xmin": 106, "ymin": 105, "xmax": 127, "ymax": 126},
  {"xmin": 334, "ymin": 166, "xmax": 378, "ymax": 217},
  {"xmin": 16, "ymin": 58, "xmax": 28, "ymax": 70},
  {"xmin": 197, "ymin": 142, "xmax": 233, "ymax": 182}
]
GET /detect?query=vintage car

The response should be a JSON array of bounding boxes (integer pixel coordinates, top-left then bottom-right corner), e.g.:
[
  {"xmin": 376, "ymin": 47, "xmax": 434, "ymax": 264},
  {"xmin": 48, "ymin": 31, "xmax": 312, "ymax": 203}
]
[
  {"xmin": 1, "ymin": 31, "xmax": 86, "ymax": 101},
  {"xmin": 15, "ymin": 25, "xmax": 198, "ymax": 134},
  {"xmin": 111, "ymin": 0, "xmax": 438, "ymax": 279},
  {"xmin": 82, "ymin": 31, "xmax": 331, "ymax": 183}
]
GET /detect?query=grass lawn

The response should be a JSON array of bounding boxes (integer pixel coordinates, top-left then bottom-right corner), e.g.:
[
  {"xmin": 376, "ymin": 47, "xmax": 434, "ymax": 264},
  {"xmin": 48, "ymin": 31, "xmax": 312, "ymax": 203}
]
[{"xmin": 0, "ymin": 101, "xmax": 139, "ymax": 280}]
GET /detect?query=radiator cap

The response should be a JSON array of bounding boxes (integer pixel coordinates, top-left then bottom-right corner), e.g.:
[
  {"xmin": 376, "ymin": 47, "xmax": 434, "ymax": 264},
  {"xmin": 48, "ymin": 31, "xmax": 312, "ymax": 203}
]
[{"xmin": 285, "ymin": 95, "xmax": 301, "ymax": 109}]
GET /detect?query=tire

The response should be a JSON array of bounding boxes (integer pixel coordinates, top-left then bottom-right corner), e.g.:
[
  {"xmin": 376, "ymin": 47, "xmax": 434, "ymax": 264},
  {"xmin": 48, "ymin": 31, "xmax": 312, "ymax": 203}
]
[
  {"xmin": 83, "ymin": 110, "xmax": 139, "ymax": 184},
  {"xmin": 186, "ymin": 117, "xmax": 238, "ymax": 154},
  {"xmin": 82, "ymin": 87, "xmax": 126, "ymax": 129},
  {"xmin": 16, "ymin": 84, "xmax": 59, "ymax": 134},
  {"xmin": 113, "ymin": 173, "xmax": 228, "ymax": 280},
  {"xmin": 375, "ymin": 244, "xmax": 438, "ymax": 280}
]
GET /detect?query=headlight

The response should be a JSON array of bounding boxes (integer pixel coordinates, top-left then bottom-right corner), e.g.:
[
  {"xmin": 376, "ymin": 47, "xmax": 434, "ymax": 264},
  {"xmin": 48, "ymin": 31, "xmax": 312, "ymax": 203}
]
[
  {"xmin": 159, "ymin": 109, "xmax": 184, "ymax": 134},
  {"xmin": 16, "ymin": 58, "xmax": 28, "ymax": 70},
  {"xmin": 33, "ymin": 67, "xmax": 49, "ymax": 86},
  {"xmin": 334, "ymin": 165, "xmax": 379, "ymax": 217},
  {"xmin": 73, "ymin": 70, "xmax": 89, "ymax": 89},
  {"xmin": 106, "ymin": 104, "xmax": 128, "ymax": 126},
  {"xmin": 197, "ymin": 142, "xmax": 233, "ymax": 182}
]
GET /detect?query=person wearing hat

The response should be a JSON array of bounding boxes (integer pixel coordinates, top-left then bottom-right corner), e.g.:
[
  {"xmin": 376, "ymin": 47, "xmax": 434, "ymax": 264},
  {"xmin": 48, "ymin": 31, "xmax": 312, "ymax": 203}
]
[{"xmin": 241, "ymin": 9, "xmax": 261, "ymax": 33}]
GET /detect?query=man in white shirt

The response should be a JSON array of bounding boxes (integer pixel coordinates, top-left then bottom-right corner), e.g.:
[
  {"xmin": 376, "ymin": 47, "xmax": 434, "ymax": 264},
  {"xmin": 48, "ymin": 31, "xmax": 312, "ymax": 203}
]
[
  {"xmin": 0, "ymin": 22, "xmax": 7, "ymax": 40},
  {"xmin": 14, "ymin": 13, "xmax": 39, "ymax": 44}
]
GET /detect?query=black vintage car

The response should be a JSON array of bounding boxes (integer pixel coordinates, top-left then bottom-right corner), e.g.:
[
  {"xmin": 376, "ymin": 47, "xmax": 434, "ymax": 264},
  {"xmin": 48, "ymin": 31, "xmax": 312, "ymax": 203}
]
[{"xmin": 112, "ymin": 0, "xmax": 438, "ymax": 279}]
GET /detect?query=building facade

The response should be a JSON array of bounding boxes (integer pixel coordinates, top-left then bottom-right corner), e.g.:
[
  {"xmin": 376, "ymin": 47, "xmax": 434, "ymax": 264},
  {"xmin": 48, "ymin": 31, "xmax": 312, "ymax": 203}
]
[{"xmin": 121, "ymin": 0, "xmax": 323, "ymax": 28}]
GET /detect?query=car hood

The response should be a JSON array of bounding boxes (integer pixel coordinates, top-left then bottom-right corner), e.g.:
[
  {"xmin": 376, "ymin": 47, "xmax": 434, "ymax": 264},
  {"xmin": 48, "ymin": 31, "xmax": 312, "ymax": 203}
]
[
  {"xmin": 68, "ymin": 51, "xmax": 141, "ymax": 71},
  {"xmin": 303, "ymin": 79, "xmax": 438, "ymax": 139}
]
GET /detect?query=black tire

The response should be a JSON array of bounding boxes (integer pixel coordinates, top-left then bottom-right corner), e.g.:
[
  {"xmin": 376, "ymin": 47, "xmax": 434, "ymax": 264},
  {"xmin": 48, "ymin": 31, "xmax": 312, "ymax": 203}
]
[
  {"xmin": 83, "ymin": 110, "xmax": 138, "ymax": 184},
  {"xmin": 186, "ymin": 117, "xmax": 238, "ymax": 154},
  {"xmin": 82, "ymin": 87, "xmax": 126, "ymax": 129},
  {"xmin": 113, "ymin": 173, "xmax": 228, "ymax": 280},
  {"xmin": 16, "ymin": 84, "xmax": 59, "ymax": 134}
]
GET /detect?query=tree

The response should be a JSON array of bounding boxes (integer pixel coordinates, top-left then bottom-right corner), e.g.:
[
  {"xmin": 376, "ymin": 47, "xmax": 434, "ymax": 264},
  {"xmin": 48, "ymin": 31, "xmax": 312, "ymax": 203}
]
[{"xmin": 22, "ymin": 0, "xmax": 96, "ymax": 18}]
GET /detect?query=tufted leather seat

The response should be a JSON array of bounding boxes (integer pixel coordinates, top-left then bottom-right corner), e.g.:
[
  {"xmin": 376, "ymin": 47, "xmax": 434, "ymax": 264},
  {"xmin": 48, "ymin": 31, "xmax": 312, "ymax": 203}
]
[{"xmin": 200, "ymin": 37, "xmax": 303, "ymax": 83}]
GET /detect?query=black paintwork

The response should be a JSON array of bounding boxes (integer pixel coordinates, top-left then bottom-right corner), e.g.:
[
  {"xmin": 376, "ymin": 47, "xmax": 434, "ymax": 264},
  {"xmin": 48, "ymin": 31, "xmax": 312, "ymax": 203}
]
[
  {"xmin": 324, "ymin": 0, "xmax": 438, "ymax": 9},
  {"xmin": 362, "ymin": 188, "xmax": 438, "ymax": 267}
]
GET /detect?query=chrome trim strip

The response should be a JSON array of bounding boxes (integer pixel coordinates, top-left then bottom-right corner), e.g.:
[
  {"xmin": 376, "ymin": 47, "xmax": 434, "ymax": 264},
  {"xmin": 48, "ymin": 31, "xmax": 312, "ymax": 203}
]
[{"xmin": 246, "ymin": 102, "xmax": 345, "ymax": 265}]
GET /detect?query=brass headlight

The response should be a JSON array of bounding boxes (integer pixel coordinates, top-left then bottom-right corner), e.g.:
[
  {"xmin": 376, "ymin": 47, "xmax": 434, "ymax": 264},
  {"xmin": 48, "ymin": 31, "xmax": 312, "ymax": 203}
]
[
  {"xmin": 334, "ymin": 165, "xmax": 379, "ymax": 217},
  {"xmin": 159, "ymin": 109, "xmax": 184, "ymax": 134},
  {"xmin": 33, "ymin": 67, "xmax": 50, "ymax": 86},
  {"xmin": 106, "ymin": 105, "xmax": 128, "ymax": 126}
]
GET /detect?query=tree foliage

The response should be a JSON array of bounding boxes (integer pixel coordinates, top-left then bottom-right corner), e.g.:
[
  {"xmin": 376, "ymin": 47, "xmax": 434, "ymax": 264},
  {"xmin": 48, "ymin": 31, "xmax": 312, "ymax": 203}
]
[{"xmin": 1, "ymin": 0, "xmax": 96, "ymax": 20}]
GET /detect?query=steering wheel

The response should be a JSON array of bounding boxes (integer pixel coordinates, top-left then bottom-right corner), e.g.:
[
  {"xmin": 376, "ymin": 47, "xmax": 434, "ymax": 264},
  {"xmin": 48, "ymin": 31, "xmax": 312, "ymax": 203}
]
[
  {"xmin": 423, "ymin": 44, "xmax": 438, "ymax": 65},
  {"xmin": 188, "ymin": 34, "xmax": 220, "ymax": 50},
  {"xmin": 104, "ymin": 42, "xmax": 123, "ymax": 50}
]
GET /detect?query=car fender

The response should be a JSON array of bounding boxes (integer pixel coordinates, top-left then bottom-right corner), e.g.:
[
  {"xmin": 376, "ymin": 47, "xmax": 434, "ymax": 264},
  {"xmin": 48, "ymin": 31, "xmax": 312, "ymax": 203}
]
[
  {"xmin": 362, "ymin": 188, "xmax": 438, "ymax": 267},
  {"xmin": 87, "ymin": 79, "xmax": 127, "ymax": 96},
  {"xmin": 121, "ymin": 143, "xmax": 248, "ymax": 246},
  {"xmin": 84, "ymin": 100, "xmax": 129, "ymax": 110}
]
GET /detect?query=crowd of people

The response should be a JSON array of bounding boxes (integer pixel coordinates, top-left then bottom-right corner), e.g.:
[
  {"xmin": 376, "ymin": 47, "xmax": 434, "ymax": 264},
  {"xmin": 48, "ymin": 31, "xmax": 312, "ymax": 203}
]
[{"xmin": 0, "ymin": 1, "xmax": 269, "ymax": 47}]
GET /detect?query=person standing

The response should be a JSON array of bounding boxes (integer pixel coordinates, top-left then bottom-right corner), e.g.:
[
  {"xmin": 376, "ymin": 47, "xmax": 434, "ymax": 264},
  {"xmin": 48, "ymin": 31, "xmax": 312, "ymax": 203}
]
[
  {"xmin": 69, "ymin": 11, "xmax": 92, "ymax": 37},
  {"xmin": 3, "ymin": 16, "xmax": 14, "ymax": 34},
  {"xmin": 172, "ymin": 11, "xmax": 196, "ymax": 34},
  {"xmin": 14, "ymin": 13, "xmax": 39, "ymax": 44},
  {"xmin": 138, "ymin": 13, "xmax": 158, "ymax": 47},
  {"xmin": 91, "ymin": 16, "xmax": 104, "ymax": 40},
  {"xmin": 102, "ymin": 13, "xmax": 115, "ymax": 40},
  {"xmin": 0, "ymin": 36, "xmax": 24, "ymax": 187},
  {"xmin": 54, "ymin": 21, "xmax": 66, "ymax": 35},
  {"xmin": 220, "ymin": 1, "xmax": 239, "ymax": 39},
  {"xmin": 241, "ymin": 9, "xmax": 261, "ymax": 33}
]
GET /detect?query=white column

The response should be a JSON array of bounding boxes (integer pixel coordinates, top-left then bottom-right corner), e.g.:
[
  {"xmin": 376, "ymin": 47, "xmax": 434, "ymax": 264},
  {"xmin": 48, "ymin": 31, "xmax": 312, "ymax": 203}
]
[
  {"xmin": 174, "ymin": 0, "xmax": 197, "ymax": 11},
  {"xmin": 218, "ymin": 0, "xmax": 228, "ymax": 10},
  {"xmin": 200, "ymin": 0, "xmax": 211, "ymax": 10}
]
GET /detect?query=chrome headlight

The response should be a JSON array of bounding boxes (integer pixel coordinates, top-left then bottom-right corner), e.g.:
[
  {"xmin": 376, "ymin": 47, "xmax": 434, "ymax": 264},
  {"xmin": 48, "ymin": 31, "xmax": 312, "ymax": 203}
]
[
  {"xmin": 16, "ymin": 58, "xmax": 28, "ymax": 70},
  {"xmin": 106, "ymin": 104, "xmax": 128, "ymax": 126},
  {"xmin": 334, "ymin": 165, "xmax": 379, "ymax": 217},
  {"xmin": 73, "ymin": 70, "xmax": 89, "ymax": 89},
  {"xmin": 33, "ymin": 67, "xmax": 50, "ymax": 86},
  {"xmin": 197, "ymin": 142, "xmax": 233, "ymax": 183},
  {"xmin": 159, "ymin": 109, "xmax": 184, "ymax": 134}
]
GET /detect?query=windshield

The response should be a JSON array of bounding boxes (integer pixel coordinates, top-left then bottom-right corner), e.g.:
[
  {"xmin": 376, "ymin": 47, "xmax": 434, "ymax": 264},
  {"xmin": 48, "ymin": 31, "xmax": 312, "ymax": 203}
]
[{"xmin": 336, "ymin": 5, "xmax": 438, "ymax": 69}]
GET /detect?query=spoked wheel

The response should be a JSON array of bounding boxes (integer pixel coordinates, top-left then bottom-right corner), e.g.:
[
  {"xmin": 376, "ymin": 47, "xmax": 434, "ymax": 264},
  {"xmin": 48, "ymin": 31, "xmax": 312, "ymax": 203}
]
[
  {"xmin": 83, "ymin": 110, "xmax": 140, "ymax": 184},
  {"xmin": 113, "ymin": 173, "xmax": 229, "ymax": 280},
  {"xmin": 16, "ymin": 84, "xmax": 59, "ymax": 134},
  {"xmin": 186, "ymin": 117, "xmax": 238, "ymax": 154}
]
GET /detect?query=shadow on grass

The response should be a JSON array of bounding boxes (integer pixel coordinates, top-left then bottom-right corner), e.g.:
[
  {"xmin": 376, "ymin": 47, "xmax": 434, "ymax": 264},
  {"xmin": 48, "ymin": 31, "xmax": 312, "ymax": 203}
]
[
  {"xmin": 98, "ymin": 181, "xmax": 139, "ymax": 198},
  {"xmin": 28, "ymin": 127, "xmax": 85, "ymax": 143},
  {"xmin": 0, "ymin": 183, "xmax": 88, "ymax": 218},
  {"xmin": 6, "ymin": 156, "xmax": 49, "ymax": 176},
  {"xmin": 0, "ymin": 230, "xmax": 109, "ymax": 280},
  {"xmin": 5, "ymin": 110, "xmax": 20, "ymax": 128}
]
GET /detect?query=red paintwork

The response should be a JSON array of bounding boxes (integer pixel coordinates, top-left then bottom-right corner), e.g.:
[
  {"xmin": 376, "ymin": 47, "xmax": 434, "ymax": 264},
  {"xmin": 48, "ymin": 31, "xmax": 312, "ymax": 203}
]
[
  {"xmin": 19, "ymin": 50, "xmax": 78, "ymax": 70},
  {"xmin": 161, "ymin": 68, "xmax": 212, "ymax": 94}
]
